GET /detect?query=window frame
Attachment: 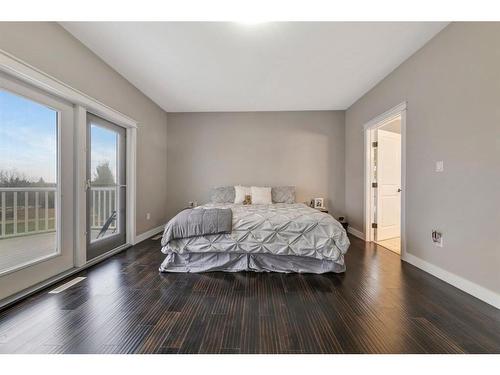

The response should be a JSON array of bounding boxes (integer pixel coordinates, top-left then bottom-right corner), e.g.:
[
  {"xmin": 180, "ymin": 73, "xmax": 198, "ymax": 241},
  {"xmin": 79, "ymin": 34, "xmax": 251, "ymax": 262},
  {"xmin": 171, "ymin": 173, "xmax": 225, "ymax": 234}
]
[{"xmin": 0, "ymin": 72, "xmax": 73, "ymax": 277}]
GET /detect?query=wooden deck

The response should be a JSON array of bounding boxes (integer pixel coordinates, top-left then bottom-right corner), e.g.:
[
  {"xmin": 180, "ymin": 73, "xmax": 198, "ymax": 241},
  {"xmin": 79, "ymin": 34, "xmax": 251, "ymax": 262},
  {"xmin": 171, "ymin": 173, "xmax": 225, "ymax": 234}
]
[{"xmin": 0, "ymin": 232, "xmax": 56, "ymax": 272}]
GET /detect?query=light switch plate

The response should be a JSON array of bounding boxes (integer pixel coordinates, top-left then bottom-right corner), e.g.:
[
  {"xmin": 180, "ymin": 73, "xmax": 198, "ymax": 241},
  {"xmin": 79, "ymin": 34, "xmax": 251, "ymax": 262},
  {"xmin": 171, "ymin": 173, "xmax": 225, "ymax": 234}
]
[{"xmin": 435, "ymin": 161, "xmax": 444, "ymax": 172}]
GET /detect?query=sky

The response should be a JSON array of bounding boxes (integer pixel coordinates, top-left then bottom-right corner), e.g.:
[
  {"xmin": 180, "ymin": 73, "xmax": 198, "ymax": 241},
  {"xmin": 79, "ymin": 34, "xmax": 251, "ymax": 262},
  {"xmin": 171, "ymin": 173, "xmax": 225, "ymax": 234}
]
[
  {"xmin": 0, "ymin": 89, "xmax": 117, "ymax": 185},
  {"xmin": 0, "ymin": 90, "xmax": 57, "ymax": 183},
  {"xmin": 90, "ymin": 124, "xmax": 117, "ymax": 182}
]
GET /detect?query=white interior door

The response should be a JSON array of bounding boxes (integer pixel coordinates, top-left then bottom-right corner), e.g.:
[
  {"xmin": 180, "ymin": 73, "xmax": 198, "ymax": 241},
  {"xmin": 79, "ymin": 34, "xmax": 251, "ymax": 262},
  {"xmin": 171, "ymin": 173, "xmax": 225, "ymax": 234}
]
[{"xmin": 375, "ymin": 129, "xmax": 401, "ymax": 241}]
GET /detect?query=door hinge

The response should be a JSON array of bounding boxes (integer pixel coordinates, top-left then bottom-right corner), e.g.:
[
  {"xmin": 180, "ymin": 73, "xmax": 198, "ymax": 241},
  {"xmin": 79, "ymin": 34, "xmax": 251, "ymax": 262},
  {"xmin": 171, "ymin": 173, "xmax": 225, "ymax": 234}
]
[
  {"xmin": 372, "ymin": 223, "xmax": 378, "ymax": 229},
  {"xmin": 372, "ymin": 182, "xmax": 378, "ymax": 188},
  {"xmin": 372, "ymin": 141, "xmax": 378, "ymax": 147}
]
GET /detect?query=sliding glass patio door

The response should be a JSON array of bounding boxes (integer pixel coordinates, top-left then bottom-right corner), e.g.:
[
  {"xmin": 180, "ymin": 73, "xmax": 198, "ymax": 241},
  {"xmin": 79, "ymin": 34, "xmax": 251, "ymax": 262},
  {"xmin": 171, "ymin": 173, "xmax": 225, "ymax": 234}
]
[
  {"xmin": 0, "ymin": 72, "xmax": 74, "ymax": 300},
  {"xmin": 86, "ymin": 114, "xmax": 126, "ymax": 260}
]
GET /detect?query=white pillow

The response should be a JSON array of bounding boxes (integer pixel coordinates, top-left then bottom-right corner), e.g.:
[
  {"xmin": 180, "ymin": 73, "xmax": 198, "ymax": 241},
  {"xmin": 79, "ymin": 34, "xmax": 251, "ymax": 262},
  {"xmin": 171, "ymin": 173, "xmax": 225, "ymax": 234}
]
[
  {"xmin": 251, "ymin": 186, "xmax": 272, "ymax": 204},
  {"xmin": 234, "ymin": 185, "xmax": 251, "ymax": 204}
]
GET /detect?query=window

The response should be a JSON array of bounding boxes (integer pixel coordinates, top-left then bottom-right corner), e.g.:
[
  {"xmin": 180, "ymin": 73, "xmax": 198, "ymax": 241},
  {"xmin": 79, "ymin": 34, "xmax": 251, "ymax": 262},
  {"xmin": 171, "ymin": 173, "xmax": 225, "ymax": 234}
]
[
  {"xmin": 89, "ymin": 123, "xmax": 118, "ymax": 242},
  {"xmin": 0, "ymin": 89, "xmax": 59, "ymax": 273}
]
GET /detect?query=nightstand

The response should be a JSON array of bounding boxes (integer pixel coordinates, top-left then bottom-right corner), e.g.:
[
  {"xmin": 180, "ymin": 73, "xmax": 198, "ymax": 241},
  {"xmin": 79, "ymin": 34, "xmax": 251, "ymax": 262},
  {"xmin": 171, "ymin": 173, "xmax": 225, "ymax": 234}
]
[{"xmin": 314, "ymin": 207, "xmax": 349, "ymax": 230}]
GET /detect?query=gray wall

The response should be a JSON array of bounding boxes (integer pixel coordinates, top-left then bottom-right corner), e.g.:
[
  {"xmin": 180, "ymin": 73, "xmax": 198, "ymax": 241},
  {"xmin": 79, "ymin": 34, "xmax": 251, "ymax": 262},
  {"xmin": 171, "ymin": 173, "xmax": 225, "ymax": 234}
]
[
  {"xmin": 166, "ymin": 111, "xmax": 345, "ymax": 220},
  {"xmin": 345, "ymin": 22, "xmax": 500, "ymax": 293},
  {"xmin": 0, "ymin": 22, "xmax": 169, "ymax": 236}
]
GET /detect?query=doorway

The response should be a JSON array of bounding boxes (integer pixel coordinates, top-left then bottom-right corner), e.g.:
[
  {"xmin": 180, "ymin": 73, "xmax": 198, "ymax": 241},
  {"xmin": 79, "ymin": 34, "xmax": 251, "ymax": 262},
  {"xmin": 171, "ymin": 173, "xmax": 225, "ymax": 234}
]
[
  {"xmin": 364, "ymin": 103, "xmax": 406, "ymax": 257},
  {"xmin": 86, "ymin": 114, "xmax": 127, "ymax": 260}
]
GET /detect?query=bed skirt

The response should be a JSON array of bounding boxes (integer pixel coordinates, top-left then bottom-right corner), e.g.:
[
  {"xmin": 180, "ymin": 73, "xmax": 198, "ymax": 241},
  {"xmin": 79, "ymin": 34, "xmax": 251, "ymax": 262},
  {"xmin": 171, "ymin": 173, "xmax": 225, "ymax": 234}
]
[{"xmin": 159, "ymin": 252, "xmax": 345, "ymax": 274}]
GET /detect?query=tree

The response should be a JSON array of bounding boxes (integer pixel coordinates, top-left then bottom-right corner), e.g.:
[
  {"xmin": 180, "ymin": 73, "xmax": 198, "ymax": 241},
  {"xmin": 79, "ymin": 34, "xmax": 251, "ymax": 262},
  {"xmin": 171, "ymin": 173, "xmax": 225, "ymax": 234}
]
[
  {"xmin": 0, "ymin": 169, "xmax": 55, "ymax": 207},
  {"xmin": 92, "ymin": 161, "xmax": 115, "ymax": 185},
  {"xmin": 0, "ymin": 169, "xmax": 33, "ymax": 187},
  {"xmin": 0, "ymin": 170, "xmax": 54, "ymax": 187}
]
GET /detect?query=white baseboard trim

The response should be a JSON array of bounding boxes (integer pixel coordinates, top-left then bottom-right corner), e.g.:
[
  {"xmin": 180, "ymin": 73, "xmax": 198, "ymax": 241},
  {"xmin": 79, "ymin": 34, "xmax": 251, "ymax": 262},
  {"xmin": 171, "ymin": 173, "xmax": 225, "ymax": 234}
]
[
  {"xmin": 347, "ymin": 226, "xmax": 364, "ymax": 240},
  {"xmin": 135, "ymin": 225, "xmax": 164, "ymax": 244},
  {"xmin": 403, "ymin": 253, "xmax": 500, "ymax": 310}
]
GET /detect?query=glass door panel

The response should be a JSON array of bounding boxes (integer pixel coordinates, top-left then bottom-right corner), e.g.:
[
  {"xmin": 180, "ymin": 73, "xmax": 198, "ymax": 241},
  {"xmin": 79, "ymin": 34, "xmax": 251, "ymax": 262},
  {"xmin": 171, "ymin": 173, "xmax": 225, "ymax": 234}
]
[
  {"xmin": 86, "ymin": 114, "xmax": 126, "ymax": 260},
  {"xmin": 0, "ymin": 90, "xmax": 58, "ymax": 273},
  {"xmin": 0, "ymin": 71, "xmax": 74, "ymax": 301}
]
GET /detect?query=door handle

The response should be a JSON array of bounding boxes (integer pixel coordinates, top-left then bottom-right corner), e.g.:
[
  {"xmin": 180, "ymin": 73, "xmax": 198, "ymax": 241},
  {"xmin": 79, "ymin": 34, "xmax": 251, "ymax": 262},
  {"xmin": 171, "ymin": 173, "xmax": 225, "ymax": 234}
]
[{"xmin": 397, "ymin": 188, "xmax": 402, "ymax": 192}]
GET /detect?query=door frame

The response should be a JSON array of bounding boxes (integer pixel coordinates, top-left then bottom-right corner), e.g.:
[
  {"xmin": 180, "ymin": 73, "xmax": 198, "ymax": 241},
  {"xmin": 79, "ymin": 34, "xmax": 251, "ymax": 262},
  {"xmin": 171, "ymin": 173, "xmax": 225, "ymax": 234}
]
[
  {"xmin": 0, "ymin": 71, "xmax": 75, "ymax": 299},
  {"xmin": 363, "ymin": 102, "xmax": 407, "ymax": 258},
  {"xmin": 85, "ymin": 113, "xmax": 128, "ymax": 260},
  {"xmin": 75, "ymin": 107, "xmax": 137, "ymax": 266},
  {"xmin": 0, "ymin": 48, "xmax": 137, "ymax": 268}
]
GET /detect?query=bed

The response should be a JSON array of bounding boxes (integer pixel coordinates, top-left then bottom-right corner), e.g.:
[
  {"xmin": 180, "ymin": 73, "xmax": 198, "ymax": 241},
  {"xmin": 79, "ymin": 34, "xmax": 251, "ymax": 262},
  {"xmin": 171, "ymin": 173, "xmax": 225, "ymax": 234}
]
[{"xmin": 159, "ymin": 201, "xmax": 350, "ymax": 274}]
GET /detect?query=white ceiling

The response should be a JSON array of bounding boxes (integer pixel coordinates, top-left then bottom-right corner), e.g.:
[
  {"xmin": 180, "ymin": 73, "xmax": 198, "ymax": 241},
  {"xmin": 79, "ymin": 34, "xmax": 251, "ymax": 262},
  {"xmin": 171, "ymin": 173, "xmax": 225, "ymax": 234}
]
[{"xmin": 61, "ymin": 22, "xmax": 448, "ymax": 112}]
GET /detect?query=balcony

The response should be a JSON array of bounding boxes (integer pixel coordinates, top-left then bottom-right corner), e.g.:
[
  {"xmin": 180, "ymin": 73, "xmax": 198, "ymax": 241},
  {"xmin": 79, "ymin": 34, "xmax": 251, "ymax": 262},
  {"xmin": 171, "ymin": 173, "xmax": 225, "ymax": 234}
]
[{"xmin": 0, "ymin": 186, "xmax": 116, "ymax": 274}]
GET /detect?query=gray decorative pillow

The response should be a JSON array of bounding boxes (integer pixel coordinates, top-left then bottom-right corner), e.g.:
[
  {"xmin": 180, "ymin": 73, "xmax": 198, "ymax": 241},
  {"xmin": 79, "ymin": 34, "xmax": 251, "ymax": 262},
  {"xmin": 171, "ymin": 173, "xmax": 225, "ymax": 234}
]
[
  {"xmin": 210, "ymin": 186, "xmax": 235, "ymax": 203},
  {"xmin": 271, "ymin": 186, "xmax": 296, "ymax": 204}
]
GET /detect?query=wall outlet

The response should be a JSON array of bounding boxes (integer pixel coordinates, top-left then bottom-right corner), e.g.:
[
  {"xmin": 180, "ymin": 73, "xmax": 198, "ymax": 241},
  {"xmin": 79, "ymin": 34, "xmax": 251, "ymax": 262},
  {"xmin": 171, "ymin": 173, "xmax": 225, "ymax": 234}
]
[
  {"xmin": 432, "ymin": 230, "xmax": 443, "ymax": 247},
  {"xmin": 146, "ymin": 213, "xmax": 151, "ymax": 220},
  {"xmin": 435, "ymin": 161, "xmax": 444, "ymax": 172}
]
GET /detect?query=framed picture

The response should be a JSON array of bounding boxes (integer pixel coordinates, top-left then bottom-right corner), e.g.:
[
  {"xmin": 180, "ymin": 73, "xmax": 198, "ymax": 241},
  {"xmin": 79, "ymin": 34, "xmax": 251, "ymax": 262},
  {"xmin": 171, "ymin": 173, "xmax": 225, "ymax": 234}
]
[{"xmin": 313, "ymin": 198, "xmax": 324, "ymax": 209}]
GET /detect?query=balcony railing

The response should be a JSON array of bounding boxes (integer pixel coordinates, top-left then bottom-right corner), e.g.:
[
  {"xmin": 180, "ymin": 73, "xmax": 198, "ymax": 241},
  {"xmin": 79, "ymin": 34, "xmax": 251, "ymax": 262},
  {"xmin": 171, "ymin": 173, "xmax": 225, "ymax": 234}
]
[
  {"xmin": 90, "ymin": 186, "xmax": 117, "ymax": 231},
  {"xmin": 0, "ymin": 186, "xmax": 117, "ymax": 240},
  {"xmin": 0, "ymin": 187, "xmax": 56, "ymax": 239}
]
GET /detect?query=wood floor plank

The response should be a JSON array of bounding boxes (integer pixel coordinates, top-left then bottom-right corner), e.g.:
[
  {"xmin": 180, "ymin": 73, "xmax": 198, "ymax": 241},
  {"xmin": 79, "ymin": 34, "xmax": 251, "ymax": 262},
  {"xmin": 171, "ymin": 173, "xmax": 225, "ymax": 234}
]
[
  {"xmin": 178, "ymin": 296, "xmax": 214, "ymax": 354},
  {"xmin": 0, "ymin": 234, "xmax": 499, "ymax": 353},
  {"xmin": 240, "ymin": 296, "xmax": 260, "ymax": 353},
  {"xmin": 161, "ymin": 294, "xmax": 199, "ymax": 348},
  {"xmin": 221, "ymin": 291, "xmax": 244, "ymax": 350},
  {"xmin": 198, "ymin": 314, "xmax": 226, "ymax": 354},
  {"xmin": 135, "ymin": 311, "xmax": 180, "ymax": 354}
]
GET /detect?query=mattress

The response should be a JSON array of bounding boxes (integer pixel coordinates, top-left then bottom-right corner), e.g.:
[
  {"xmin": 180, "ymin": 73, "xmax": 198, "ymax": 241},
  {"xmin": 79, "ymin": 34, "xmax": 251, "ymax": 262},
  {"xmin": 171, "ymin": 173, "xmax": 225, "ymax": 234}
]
[{"xmin": 160, "ymin": 203, "xmax": 350, "ymax": 273}]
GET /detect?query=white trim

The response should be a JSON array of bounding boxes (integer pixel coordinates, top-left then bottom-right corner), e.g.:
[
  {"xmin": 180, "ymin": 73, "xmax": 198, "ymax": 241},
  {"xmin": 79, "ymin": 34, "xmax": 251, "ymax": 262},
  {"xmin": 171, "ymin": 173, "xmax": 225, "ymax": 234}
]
[
  {"xmin": 74, "ymin": 105, "xmax": 87, "ymax": 268},
  {"xmin": 363, "ymin": 102, "xmax": 407, "ymax": 130},
  {"xmin": 403, "ymin": 253, "xmax": 500, "ymax": 310},
  {"xmin": 364, "ymin": 122, "xmax": 374, "ymax": 242},
  {"xmin": 347, "ymin": 226, "xmax": 364, "ymax": 240},
  {"xmin": 126, "ymin": 127, "xmax": 137, "ymax": 246},
  {"xmin": 135, "ymin": 225, "xmax": 164, "ymax": 244},
  {"xmin": 363, "ymin": 102, "xmax": 407, "ymax": 259},
  {"xmin": 400, "ymin": 108, "xmax": 407, "ymax": 259},
  {"xmin": 0, "ymin": 48, "xmax": 137, "ymax": 129}
]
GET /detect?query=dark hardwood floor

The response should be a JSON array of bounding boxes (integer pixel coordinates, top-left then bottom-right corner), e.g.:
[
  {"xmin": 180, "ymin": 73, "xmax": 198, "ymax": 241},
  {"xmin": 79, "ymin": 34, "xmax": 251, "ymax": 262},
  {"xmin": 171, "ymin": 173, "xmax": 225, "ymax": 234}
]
[{"xmin": 0, "ymin": 235, "xmax": 499, "ymax": 354}]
